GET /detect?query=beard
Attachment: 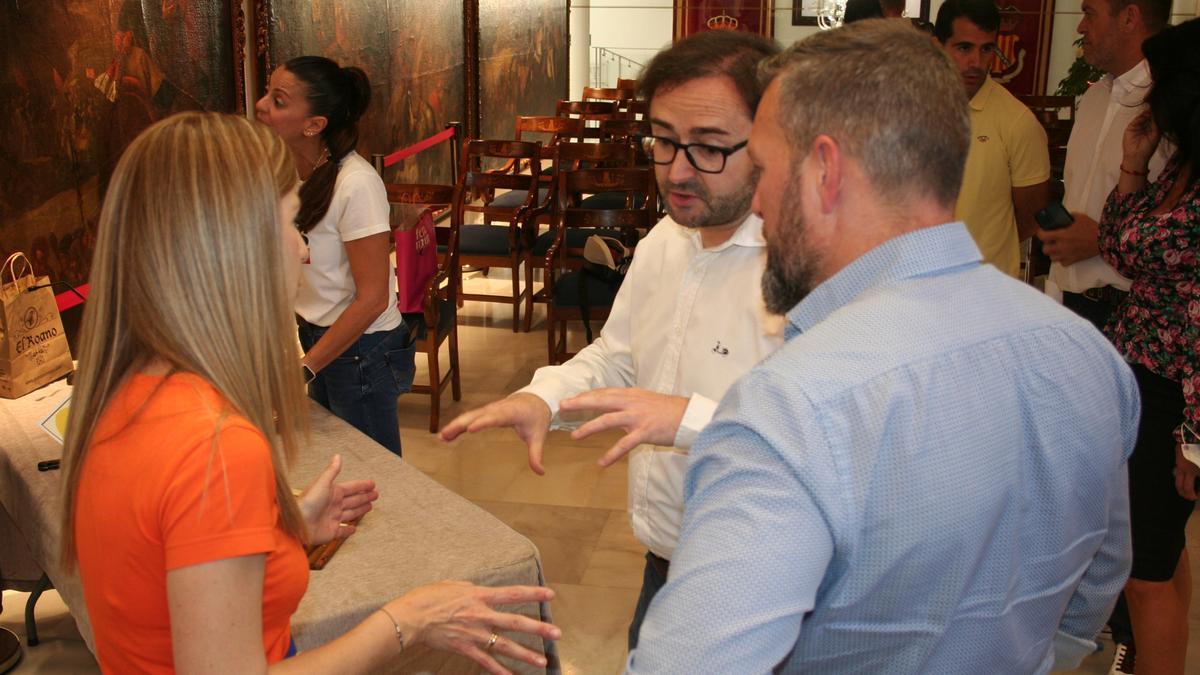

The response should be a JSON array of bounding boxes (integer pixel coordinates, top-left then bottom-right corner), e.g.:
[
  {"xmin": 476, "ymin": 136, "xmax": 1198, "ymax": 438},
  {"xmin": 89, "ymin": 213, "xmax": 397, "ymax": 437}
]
[
  {"xmin": 762, "ymin": 181, "xmax": 823, "ymax": 315},
  {"xmin": 662, "ymin": 167, "xmax": 759, "ymax": 230}
]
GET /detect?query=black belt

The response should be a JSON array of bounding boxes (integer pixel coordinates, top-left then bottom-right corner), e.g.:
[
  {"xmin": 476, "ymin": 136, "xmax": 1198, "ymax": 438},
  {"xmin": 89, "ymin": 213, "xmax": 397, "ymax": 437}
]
[
  {"xmin": 1079, "ymin": 286, "xmax": 1128, "ymax": 306},
  {"xmin": 648, "ymin": 552, "xmax": 670, "ymax": 578}
]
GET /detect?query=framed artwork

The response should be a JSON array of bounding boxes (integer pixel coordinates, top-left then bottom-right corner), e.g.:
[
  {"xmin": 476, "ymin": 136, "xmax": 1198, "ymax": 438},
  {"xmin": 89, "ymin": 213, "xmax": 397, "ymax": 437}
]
[
  {"xmin": 478, "ymin": 0, "xmax": 569, "ymax": 144},
  {"xmin": 674, "ymin": 1, "xmax": 776, "ymax": 39},
  {"xmin": 991, "ymin": 0, "xmax": 1057, "ymax": 97},
  {"xmin": 0, "ymin": 0, "xmax": 244, "ymax": 286},
  {"xmin": 792, "ymin": 0, "xmax": 931, "ymax": 26}
]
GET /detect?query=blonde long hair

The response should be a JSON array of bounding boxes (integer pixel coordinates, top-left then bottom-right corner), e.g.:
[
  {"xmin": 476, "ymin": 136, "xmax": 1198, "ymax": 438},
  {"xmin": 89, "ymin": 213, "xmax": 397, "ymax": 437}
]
[{"xmin": 59, "ymin": 112, "xmax": 309, "ymax": 568}]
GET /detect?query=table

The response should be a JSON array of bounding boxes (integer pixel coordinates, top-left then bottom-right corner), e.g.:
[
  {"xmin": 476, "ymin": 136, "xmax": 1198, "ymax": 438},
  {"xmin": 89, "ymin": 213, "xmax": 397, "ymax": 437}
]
[{"xmin": 0, "ymin": 377, "xmax": 555, "ymax": 673}]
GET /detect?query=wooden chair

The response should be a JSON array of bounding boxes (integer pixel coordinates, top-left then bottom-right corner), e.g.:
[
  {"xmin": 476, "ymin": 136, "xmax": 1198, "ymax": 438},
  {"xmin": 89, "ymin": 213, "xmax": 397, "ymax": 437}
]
[
  {"xmin": 523, "ymin": 141, "xmax": 639, "ymax": 331},
  {"xmin": 616, "ymin": 77, "xmax": 638, "ymax": 92},
  {"xmin": 599, "ymin": 118, "xmax": 650, "ymax": 144},
  {"xmin": 618, "ymin": 98, "xmax": 649, "ymax": 120},
  {"xmin": 489, "ymin": 116, "xmax": 585, "ymax": 213},
  {"xmin": 556, "ymin": 99, "xmax": 621, "ymax": 121},
  {"xmin": 544, "ymin": 167, "xmax": 657, "ymax": 363},
  {"xmin": 456, "ymin": 140, "xmax": 542, "ymax": 331},
  {"xmin": 1019, "ymin": 95, "xmax": 1075, "ymax": 177},
  {"xmin": 385, "ymin": 183, "xmax": 461, "ymax": 432},
  {"xmin": 583, "ymin": 86, "xmax": 636, "ymax": 102}
]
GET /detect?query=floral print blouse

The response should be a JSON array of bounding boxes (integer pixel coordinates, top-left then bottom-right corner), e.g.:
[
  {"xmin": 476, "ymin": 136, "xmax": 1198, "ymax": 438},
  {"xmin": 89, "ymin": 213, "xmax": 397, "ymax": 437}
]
[{"xmin": 1099, "ymin": 153, "xmax": 1200, "ymax": 433}]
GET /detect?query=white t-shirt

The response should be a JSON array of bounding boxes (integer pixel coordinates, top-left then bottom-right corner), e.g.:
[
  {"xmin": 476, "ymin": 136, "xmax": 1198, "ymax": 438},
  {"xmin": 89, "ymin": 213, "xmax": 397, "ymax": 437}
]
[{"xmin": 295, "ymin": 151, "xmax": 402, "ymax": 333}]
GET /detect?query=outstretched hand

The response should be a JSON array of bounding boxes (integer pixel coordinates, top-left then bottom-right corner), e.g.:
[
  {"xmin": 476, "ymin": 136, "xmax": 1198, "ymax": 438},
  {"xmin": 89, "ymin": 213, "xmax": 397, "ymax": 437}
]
[
  {"xmin": 439, "ymin": 394, "xmax": 553, "ymax": 475},
  {"xmin": 297, "ymin": 454, "xmax": 378, "ymax": 546},
  {"xmin": 391, "ymin": 580, "xmax": 560, "ymax": 675},
  {"xmin": 558, "ymin": 388, "xmax": 689, "ymax": 467}
]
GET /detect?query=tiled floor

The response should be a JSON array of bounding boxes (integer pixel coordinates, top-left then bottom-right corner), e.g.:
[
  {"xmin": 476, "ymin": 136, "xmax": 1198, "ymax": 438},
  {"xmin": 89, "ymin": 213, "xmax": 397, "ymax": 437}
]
[{"xmin": 3, "ymin": 274, "xmax": 1200, "ymax": 674}]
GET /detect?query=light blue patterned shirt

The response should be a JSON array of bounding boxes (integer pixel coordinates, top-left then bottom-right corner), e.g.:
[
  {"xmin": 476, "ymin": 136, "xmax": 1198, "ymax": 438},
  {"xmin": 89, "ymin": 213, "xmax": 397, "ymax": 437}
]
[{"xmin": 627, "ymin": 223, "xmax": 1138, "ymax": 674}]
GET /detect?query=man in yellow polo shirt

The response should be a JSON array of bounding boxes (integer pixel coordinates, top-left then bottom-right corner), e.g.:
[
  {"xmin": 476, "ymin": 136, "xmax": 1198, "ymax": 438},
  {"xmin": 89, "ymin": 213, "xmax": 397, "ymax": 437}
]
[{"xmin": 936, "ymin": 0, "xmax": 1050, "ymax": 277}]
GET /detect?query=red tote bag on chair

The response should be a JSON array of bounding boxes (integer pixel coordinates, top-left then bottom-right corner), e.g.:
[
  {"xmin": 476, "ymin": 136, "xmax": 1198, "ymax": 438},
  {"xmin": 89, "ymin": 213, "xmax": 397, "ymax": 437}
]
[{"xmin": 394, "ymin": 208, "xmax": 439, "ymax": 314}]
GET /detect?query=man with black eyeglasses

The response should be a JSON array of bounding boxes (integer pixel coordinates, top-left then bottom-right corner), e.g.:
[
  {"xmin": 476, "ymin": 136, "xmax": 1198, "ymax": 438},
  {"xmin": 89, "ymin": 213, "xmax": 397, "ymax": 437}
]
[{"xmin": 441, "ymin": 30, "xmax": 784, "ymax": 648}]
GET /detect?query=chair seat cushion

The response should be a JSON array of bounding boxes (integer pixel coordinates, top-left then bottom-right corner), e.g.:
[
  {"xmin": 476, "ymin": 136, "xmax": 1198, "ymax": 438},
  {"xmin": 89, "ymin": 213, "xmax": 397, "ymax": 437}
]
[
  {"xmin": 552, "ymin": 270, "xmax": 621, "ymax": 308},
  {"xmin": 490, "ymin": 188, "xmax": 549, "ymax": 209},
  {"xmin": 532, "ymin": 227, "xmax": 621, "ymax": 257},
  {"xmin": 460, "ymin": 224, "xmax": 514, "ymax": 256},
  {"xmin": 578, "ymin": 192, "xmax": 648, "ymax": 210}
]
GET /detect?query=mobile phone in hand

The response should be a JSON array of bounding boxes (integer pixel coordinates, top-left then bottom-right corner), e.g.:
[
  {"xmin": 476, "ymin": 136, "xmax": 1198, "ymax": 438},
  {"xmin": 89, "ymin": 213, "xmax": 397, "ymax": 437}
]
[{"xmin": 1035, "ymin": 201, "xmax": 1074, "ymax": 231}]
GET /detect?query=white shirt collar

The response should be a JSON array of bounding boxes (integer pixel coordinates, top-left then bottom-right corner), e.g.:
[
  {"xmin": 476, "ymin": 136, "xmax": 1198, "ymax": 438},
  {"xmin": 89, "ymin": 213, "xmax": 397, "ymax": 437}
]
[
  {"xmin": 1108, "ymin": 59, "xmax": 1152, "ymax": 106},
  {"xmin": 684, "ymin": 212, "xmax": 766, "ymax": 252}
]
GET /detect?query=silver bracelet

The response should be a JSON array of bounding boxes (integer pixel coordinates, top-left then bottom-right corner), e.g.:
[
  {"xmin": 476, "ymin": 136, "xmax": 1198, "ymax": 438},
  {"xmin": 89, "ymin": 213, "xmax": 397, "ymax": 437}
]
[{"xmin": 378, "ymin": 606, "xmax": 405, "ymax": 653}]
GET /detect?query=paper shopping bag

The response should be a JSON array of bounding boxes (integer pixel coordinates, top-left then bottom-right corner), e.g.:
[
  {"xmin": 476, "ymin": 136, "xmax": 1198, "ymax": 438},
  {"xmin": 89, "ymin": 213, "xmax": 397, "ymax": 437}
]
[{"xmin": 0, "ymin": 253, "xmax": 73, "ymax": 398}]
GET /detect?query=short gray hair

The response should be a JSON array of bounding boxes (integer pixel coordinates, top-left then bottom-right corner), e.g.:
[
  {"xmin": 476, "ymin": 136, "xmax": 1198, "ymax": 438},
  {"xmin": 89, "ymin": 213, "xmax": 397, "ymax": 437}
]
[{"xmin": 760, "ymin": 20, "xmax": 970, "ymax": 208}]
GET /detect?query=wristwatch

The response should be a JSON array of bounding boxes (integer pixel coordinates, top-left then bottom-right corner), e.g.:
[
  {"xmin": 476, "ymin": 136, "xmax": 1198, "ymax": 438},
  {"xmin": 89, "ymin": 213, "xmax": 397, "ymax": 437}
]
[{"xmin": 302, "ymin": 363, "xmax": 317, "ymax": 384}]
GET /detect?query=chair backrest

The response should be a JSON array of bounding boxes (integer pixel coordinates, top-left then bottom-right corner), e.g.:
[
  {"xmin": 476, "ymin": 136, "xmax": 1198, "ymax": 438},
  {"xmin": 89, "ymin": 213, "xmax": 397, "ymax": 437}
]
[
  {"xmin": 514, "ymin": 116, "xmax": 586, "ymax": 150},
  {"xmin": 556, "ymin": 167, "xmax": 657, "ymax": 238},
  {"xmin": 616, "ymin": 78, "xmax": 638, "ymax": 92},
  {"xmin": 1018, "ymin": 95, "xmax": 1076, "ymax": 126},
  {"xmin": 385, "ymin": 182, "xmax": 458, "ymax": 314},
  {"xmin": 617, "ymin": 98, "xmax": 649, "ymax": 120},
  {"xmin": 556, "ymin": 99, "xmax": 621, "ymax": 121},
  {"xmin": 457, "ymin": 139, "xmax": 543, "ymax": 217},
  {"xmin": 554, "ymin": 141, "xmax": 637, "ymax": 176},
  {"xmin": 583, "ymin": 86, "xmax": 635, "ymax": 102},
  {"xmin": 385, "ymin": 183, "xmax": 455, "ymax": 209},
  {"xmin": 1018, "ymin": 95, "xmax": 1074, "ymax": 176},
  {"xmin": 599, "ymin": 118, "xmax": 650, "ymax": 143}
]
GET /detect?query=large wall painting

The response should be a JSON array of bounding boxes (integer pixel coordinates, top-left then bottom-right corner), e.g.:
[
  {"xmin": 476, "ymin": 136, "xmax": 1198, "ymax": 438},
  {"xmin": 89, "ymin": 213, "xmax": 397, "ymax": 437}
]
[
  {"xmin": 258, "ymin": 0, "xmax": 466, "ymax": 186},
  {"xmin": 477, "ymin": 0, "xmax": 568, "ymax": 144},
  {"xmin": 0, "ymin": 0, "xmax": 241, "ymax": 286}
]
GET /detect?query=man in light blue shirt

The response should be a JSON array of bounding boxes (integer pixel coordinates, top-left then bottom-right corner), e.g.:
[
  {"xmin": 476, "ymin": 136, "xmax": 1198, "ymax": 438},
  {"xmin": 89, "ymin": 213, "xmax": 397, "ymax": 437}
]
[{"xmin": 627, "ymin": 20, "xmax": 1138, "ymax": 674}]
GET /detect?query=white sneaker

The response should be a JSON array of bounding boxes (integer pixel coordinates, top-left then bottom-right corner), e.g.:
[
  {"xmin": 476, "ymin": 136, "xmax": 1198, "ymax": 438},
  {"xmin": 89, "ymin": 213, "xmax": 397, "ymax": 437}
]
[{"xmin": 1108, "ymin": 643, "xmax": 1135, "ymax": 675}]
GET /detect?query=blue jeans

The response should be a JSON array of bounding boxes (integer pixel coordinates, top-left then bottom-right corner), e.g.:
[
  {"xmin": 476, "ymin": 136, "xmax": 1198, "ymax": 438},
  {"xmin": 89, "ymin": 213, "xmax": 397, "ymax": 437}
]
[
  {"xmin": 297, "ymin": 318, "xmax": 415, "ymax": 456},
  {"xmin": 628, "ymin": 552, "xmax": 668, "ymax": 650}
]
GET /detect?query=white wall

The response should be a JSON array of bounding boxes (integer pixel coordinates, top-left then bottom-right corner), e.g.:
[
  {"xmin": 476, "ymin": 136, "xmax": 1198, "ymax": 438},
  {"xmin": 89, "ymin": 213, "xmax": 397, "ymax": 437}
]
[
  {"xmin": 588, "ymin": 0, "xmax": 673, "ymax": 87},
  {"xmin": 583, "ymin": 0, "xmax": 1200, "ymax": 95}
]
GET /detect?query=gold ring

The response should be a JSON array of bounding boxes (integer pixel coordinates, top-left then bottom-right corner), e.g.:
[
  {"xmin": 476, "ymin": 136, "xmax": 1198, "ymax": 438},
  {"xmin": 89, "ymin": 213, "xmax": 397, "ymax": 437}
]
[{"xmin": 485, "ymin": 632, "xmax": 499, "ymax": 651}]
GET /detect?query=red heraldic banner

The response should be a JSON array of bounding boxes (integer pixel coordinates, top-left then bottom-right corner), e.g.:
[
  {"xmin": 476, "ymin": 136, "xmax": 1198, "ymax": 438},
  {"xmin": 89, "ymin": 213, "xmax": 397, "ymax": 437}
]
[
  {"xmin": 674, "ymin": 1, "xmax": 776, "ymax": 40},
  {"xmin": 990, "ymin": 0, "xmax": 1057, "ymax": 97}
]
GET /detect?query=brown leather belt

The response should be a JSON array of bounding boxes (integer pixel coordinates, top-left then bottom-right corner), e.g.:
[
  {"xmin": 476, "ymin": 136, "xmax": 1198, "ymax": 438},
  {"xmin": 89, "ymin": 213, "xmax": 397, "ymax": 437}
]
[{"xmin": 1080, "ymin": 286, "xmax": 1128, "ymax": 306}]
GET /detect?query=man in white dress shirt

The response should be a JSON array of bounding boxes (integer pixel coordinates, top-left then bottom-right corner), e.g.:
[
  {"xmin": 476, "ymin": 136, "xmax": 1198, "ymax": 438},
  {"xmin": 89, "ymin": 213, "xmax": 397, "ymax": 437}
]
[
  {"xmin": 1038, "ymin": 0, "xmax": 1171, "ymax": 329},
  {"xmin": 440, "ymin": 29, "xmax": 784, "ymax": 648}
]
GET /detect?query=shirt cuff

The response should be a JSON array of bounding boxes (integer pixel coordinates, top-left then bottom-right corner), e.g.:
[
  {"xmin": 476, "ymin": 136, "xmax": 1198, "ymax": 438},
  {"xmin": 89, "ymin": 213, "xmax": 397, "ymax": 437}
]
[
  {"xmin": 673, "ymin": 393, "xmax": 719, "ymax": 449},
  {"xmin": 516, "ymin": 382, "xmax": 566, "ymax": 421},
  {"xmin": 1051, "ymin": 630, "xmax": 1097, "ymax": 671}
]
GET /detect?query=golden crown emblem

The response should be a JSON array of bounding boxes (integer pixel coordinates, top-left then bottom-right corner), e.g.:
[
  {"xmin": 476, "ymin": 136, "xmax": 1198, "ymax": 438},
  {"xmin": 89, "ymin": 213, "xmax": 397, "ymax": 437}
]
[{"xmin": 706, "ymin": 13, "xmax": 739, "ymax": 30}]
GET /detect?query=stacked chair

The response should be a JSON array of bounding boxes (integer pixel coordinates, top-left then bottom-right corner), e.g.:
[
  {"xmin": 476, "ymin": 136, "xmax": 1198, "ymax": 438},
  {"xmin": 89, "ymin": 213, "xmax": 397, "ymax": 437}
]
[{"xmin": 543, "ymin": 164, "xmax": 657, "ymax": 364}]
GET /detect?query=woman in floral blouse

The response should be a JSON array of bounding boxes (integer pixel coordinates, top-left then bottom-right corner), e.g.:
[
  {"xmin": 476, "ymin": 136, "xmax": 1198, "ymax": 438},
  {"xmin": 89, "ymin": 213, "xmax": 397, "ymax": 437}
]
[{"xmin": 1097, "ymin": 17, "xmax": 1199, "ymax": 674}]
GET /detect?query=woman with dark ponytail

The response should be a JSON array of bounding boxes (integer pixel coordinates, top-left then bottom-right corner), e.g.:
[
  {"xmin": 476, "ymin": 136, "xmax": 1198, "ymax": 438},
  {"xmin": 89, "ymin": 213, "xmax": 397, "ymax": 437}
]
[{"xmin": 256, "ymin": 56, "xmax": 414, "ymax": 456}]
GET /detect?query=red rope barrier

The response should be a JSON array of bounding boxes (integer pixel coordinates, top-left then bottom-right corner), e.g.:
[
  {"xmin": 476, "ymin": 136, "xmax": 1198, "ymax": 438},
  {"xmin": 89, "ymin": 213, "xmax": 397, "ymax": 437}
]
[
  {"xmin": 382, "ymin": 127, "xmax": 457, "ymax": 168},
  {"xmin": 56, "ymin": 283, "xmax": 89, "ymax": 312}
]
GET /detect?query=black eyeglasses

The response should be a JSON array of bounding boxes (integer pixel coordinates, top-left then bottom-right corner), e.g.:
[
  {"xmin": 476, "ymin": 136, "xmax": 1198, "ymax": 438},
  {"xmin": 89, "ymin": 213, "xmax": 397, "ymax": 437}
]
[{"xmin": 639, "ymin": 135, "xmax": 748, "ymax": 174}]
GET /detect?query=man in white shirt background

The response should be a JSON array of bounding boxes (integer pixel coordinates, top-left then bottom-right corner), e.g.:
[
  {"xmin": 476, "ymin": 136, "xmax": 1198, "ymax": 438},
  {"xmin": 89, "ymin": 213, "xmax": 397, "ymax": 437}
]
[
  {"xmin": 439, "ymin": 29, "xmax": 784, "ymax": 649},
  {"xmin": 1038, "ymin": 0, "xmax": 1171, "ymax": 328},
  {"xmin": 1036, "ymin": 1, "xmax": 1171, "ymax": 672}
]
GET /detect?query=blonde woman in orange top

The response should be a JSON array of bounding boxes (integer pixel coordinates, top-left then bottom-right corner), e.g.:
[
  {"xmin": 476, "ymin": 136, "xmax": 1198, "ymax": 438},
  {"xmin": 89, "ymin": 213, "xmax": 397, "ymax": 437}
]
[{"xmin": 59, "ymin": 112, "xmax": 558, "ymax": 674}]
